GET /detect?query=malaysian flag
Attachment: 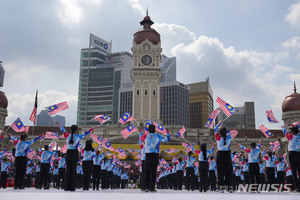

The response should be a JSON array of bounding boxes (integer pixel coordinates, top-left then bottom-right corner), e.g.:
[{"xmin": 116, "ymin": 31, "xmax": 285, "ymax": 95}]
[
  {"xmin": 103, "ymin": 141, "xmax": 115, "ymax": 152},
  {"xmin": 90, "ymin": 134, "xmax": 107, "ymax": 145},
  {"xmin": 121, "ymin": 124, "xmax": 137, "ymax": 139},
  {"xmin": 60, "ymin": 143, "xmax": 67, "ymax": 153},
  {"xmin": 119, "ymin": 112, "xmax": 134, "ymax": 124},
  {"xmin": 182, "ymin": 142, "xmax": 193, "ymax": 152},
  {"xmin": 45, "ymin": 132, "xmax": 59, "ymax": 139},
  {"xmin": 49, "ymin": 141, "xmax": 56, "ymax": 151},
  {"xmin": 156, "ymin": 123, "xmax": 167, "ymax": 135},
  {"xmin": 216, "ymin": 97, "xmax": 236, "ymax": 117},
  {"xmin": 92, "ymin": 115, "xmax": 111, "ymax": 124},
  {"xmin": 29, "ymin": 90, "xmax": 38, "ymax": 124},
  {"xmin": 11, "ymin": 118, "xmax": 29, "ymax": 133},
  {"xmin": 165, "ymin": 148, "xmax": 175, "ymax": 154},
  {"xmin": 46, "ymin": 101, "xmax": 69, "ymax": 115},
  {"xmin": 230, "ymin": 130, "xmax": 238, "ymax": 138},
  {"xmin": 204, "ymin": 109, "xmax": 220, "ymax": 128},
  {"xmin": 176, "ymin": 126, "xmax": 186, "ymax": 138},
  {"xmin": 259, "ymin": 124, "xmax": 273, "ymax": 138},
  {"xmin": 266, "ymin": 110, "xmax": 279, "ymax": 123},
  {"xmin": 116, "ymin": 147, "xmax": 126, "ymax": 158}
]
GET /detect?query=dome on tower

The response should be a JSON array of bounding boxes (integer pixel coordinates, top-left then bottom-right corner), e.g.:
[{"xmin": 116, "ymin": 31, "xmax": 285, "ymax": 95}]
[
  {"xmin": 0, "ymin": 91, "xmax": 8, "ymax": 109},
  {"xmin": 133, "ymin": 12, "xmax": 160, "ymax": 45},
  {"xmin": 282, "ymin": 83, "xmax": 300, "ymax": 112}
]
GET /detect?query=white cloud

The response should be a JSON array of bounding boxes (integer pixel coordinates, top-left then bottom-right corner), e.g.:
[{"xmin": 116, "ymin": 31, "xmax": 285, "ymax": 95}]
[
  {"xmin": 128, "ymin": 0, "xmax": 144, "ymax": 15},
  {"xmin": 286, "ymin": 1, "xmax": 300, "ymax": 29},
  {"xmin": 57, "ymin": 0, "xmax": 83, "ymax": 26},
  {"xmin": 282, "ymin": 36, "xmax": 300, "ymax": 49}
]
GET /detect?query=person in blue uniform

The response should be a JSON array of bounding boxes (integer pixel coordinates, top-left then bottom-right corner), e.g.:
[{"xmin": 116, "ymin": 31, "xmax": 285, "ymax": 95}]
[
  {"xmin": 55, "ymin": 122, "xmax": 93, "ymax": 191},
  {"xmin": 214, "ymin": 122, "xmax": 233, "ymax": 193},
  {"xmin": 82, "ymin": 140, "xmax": 95, "ymax": 190},
  {"xmin": 11, "ymin": 134, "xmax": 42, "ymax": 189},
  {"xmin": 141, "ymin": 124, "xmax": 170, "ymax": 192}
]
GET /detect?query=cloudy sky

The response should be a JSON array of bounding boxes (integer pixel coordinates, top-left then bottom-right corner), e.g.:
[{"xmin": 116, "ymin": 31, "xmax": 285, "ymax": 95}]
[{"xmin": 1, "ymin": 0, "xmax": 300, "ymax": 130}]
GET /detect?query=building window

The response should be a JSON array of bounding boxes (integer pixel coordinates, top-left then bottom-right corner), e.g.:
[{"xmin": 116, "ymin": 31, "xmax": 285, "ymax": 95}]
[
  {"xmin": 153, "ymin": 89, "xmax": 156, "ymax": 95},
  {"xmin": 145, "ymin": 89, "xmax": 148, "ymax": 95},
  {"xmin": 137, "ymin": 89, "xmax": 140, "ymax": 95}
]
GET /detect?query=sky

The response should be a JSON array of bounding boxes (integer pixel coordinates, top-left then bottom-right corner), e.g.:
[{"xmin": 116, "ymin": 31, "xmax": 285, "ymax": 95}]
[{"xmin": 1, "ymin": 0, "xmax": 300, "ymax": 129}]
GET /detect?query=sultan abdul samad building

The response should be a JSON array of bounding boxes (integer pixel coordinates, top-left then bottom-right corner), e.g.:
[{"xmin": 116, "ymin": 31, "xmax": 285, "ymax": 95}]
[{"xmin": 2, "ymin": 13, "xmax": 298, "ymax": 164}]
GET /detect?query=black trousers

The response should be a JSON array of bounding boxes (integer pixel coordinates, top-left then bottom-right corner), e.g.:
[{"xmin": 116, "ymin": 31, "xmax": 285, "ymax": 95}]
[
  {"xmin": 35, "ymin": 172, "xmax": 40, "ymax": 188},
  {"xmin": 216, "ymin": 151, "xmax": 233, "ymax": 187},
  {"xmin": 25, "ymin": 174, "xmax": 32, "ymax": 187},
  {"xmin": 101, "ymin": 170, "xmax": 108, "ymax": 189},
  {"xmin": 0, "ymin": 172, "xmax": 8, "ymax": 188},
  {"xmin": 244, "ymin": 172, "xmax": 250, "ymax": 184},
  {"xmin": 82, "ymin": 161, "xmax": 93, "ymax": 190},
  {"xmin": 209, "ymin": 170, "xmax": 216, "ymax": 191},
  {"xmin": 289, "ymin": 151, "xmax": 300, "ymax": 189},
  {"xmin": 53, "ymin": 175, "xmax": 59, "ymax": 188},
  {"xmin": 177, "ymin": 170, "xmax": 183, "ymax": 190},
  {"xmin": 277, "ymin": 171, "xmax": 285, "ymax": 185},
  {"xmin": 172, "ymin": 173, "xmax": 177, "ymax": 190},
  {"xmin": 92, "ymin": 165, "xmax": 101, "ymax": 190},
  {"xmin": 199, "ymin": 161, "xmax": 209, "ymax": 191},
  {"xmin": 249, "ymin": 163, "xmax": 260, "ymax": 184},
  {"xmin": 145, "ymin": 153, "xmax": 159, "ymax": 190},
  {"xmin": 108, "ymin": 171, "xmax": 113, "ymax": 189},
  {"xmin": 14, "ymin": 156, "xmax": 27, "ymax": 188},
  {"xmin": 266, "ymin": 167, "xmax": 275, "ymax": 185},
  {"xmin": 140, "ymin": 160, "xmax": 146, "ymax": 190},
  {"xmin": 40, "ymin": 163, "xmax": 50, "ymax": 188},
  {"xmin": 186, "ymin": 167, "xmax": 195, "ymax": 190},
  {"xmin": 65, "ymin": 149, "xmax": 79, "ymax": 191},
  {"xmin": 259, "ymin": 173, "xmax": 265, "ymax": 184},
  {"xmin": 58, "ymin": 168, "xmax": 65, "ymax": 189}
]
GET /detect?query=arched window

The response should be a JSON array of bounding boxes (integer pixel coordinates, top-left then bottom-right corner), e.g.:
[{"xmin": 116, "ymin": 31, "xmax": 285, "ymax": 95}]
[
  {"xmin": 145, "ymin": 89, "xmax": 148, "ymax": 95},
  {"xmin": 137, "ymin": 89, "xmax": 139, "ymax": 95},
  {"xmin": 153, "ymin": 89, "xmax": 156, "ymax": 95}
]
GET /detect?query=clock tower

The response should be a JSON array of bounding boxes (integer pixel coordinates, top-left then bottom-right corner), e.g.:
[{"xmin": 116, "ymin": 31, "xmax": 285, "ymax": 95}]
[{"xmin": 131, "ymin": 12, "xmax": 162, "ymax": 125}]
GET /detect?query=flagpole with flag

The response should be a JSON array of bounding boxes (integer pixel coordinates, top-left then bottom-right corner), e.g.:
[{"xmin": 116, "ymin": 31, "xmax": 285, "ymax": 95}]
[{"xmin": 29, "ymin": 90, "xmax": 38, "ymax": 136}]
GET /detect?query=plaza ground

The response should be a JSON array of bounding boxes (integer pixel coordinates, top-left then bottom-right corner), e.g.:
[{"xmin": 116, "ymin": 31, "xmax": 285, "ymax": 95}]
[{"xmin": 0, "ymin": 188, "xmax": 298, "ymax": 200}]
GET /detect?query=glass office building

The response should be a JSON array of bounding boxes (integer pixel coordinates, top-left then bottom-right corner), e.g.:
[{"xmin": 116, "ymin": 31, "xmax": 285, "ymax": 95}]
[
  {"xmin": 77, "ymin": 34, "xmax": 133, "ymax": 126},
  {"xmin": 188, "ymin": 80, "xmax": 214, "ymax": 128}
]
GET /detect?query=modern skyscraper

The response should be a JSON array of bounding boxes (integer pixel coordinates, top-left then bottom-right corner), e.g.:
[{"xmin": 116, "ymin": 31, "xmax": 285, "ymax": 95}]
[
  {"xmin": 160, "ymin": 81, "xmax": 190, "ymax": 128},
  {"xmin": 77, "ymin": 34, "xmax": 134, "ymax": 126},
  {"xmin": 216, "ymin": 102, "xmax": 256, "ymax": 129},
  {"xmin": 188, "ymin": 79, "xmax": 213, "ymax": 128}
]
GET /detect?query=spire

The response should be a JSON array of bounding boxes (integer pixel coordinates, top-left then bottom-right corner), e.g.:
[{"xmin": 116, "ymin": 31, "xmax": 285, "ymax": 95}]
[
  {"xmin": 294, "ymin": 81, "xmax": 297, "ymax": 94},
  {"xmin": 146, "ymin": 7, "xmax": 148, "ymax": 16},
  {"xmin": 140, "ymin": 8, "xmax": 153, "ymax": 27}
]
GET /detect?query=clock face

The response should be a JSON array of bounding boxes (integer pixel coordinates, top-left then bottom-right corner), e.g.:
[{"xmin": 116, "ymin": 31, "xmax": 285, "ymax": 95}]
[{"xmin": 141, "ymin": 55, "xmax": 152, "ymax": 66}]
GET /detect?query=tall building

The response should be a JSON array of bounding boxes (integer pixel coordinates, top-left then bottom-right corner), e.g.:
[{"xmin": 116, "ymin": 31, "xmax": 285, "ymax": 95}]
[
  {"xmin": 77, "ymin": 34, "xmax": 112, "ymax": 126},
  {"xmin": 77, "ymin": 33, "xmax": 134, "ymax": 126},
  {"xmin": 160, "ymin": 81, "xmax": 190, "ymax": 128},
  {"xmin": 130, "ymin": 13, "xmax": 162, "ymax": 124},
  {"xmin": 36, "ymin": 110, "xmax": 65, "ymax": 126},
  {"xmin": 188, "ymin": 79, "xmax": 213, "ymax": 128},
  {"xmin": 216, "ymin": 102, "xmax": 256, "ymax": 129}
]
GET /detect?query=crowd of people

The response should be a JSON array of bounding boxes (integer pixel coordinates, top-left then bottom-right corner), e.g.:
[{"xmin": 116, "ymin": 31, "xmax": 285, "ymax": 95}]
[{"xmin": 0, "ymin": 121, "xmax": 299, "ymax": 193}]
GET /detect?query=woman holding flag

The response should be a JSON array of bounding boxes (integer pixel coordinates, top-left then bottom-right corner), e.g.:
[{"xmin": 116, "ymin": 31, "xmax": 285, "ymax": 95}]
[
  {"xmin": 214, "ymin": 121, "xmax": 233, "ymax": 193},
  {"xmin": 55, "ymin": 121, "xmax": 94, "ymax": 191},
  {"xmin": 10, "ymin": 133, "xmax": 43, "ymax": 189}
]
